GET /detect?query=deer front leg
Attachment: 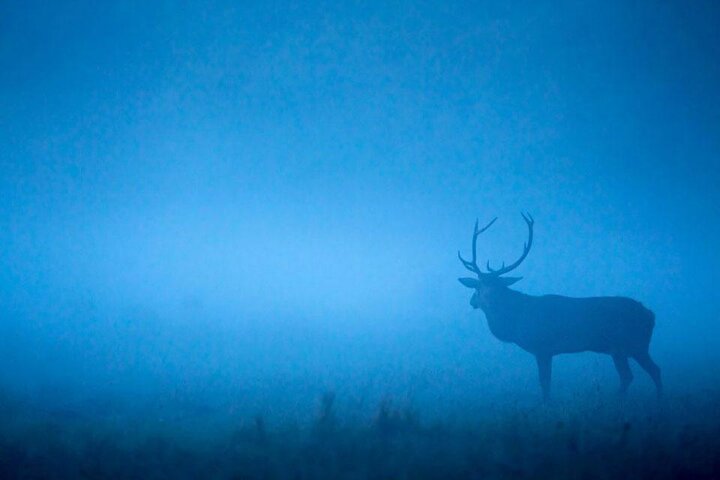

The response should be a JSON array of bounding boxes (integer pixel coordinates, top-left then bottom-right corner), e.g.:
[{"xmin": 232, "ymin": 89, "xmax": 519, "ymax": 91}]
[{"xmin": 536, "ymin": 354, "xmax": 552, "ymax": 401}]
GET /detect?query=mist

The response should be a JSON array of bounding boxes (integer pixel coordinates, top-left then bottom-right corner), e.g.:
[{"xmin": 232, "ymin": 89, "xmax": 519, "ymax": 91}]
[{"xmin": 1, "ymin": 1, "xmax": 720, "ymax": 478}]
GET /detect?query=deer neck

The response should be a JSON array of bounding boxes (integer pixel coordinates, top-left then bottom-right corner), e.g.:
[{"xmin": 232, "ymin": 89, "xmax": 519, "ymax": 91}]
[{"xmin": 479, "ymin": 287, "xmax": 528, "ymax": 343}]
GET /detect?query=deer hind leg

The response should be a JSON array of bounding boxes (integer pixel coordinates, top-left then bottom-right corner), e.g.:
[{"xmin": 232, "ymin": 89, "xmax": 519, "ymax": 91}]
[
  {"xmin": 612, "ymin": 355, "xmax": 633, "ymax": 395},
  {"xmin": 633, "ymin": 351, "xmax": 663, "ymax": 398},
  {"xmin": 536, "ymin": 355, "xmax": 552, "ymax": 401}
]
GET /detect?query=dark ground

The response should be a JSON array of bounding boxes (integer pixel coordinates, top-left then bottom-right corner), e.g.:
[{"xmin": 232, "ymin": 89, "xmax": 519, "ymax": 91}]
[{"xmin": 0, "ymin": 388, "xmax": 718, "ymax": 480}]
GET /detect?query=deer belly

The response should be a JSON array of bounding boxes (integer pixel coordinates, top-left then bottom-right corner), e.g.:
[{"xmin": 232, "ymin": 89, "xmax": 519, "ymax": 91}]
[{"xmin": 540, "ymin": 318, "xmax": 648, "ymax": 355}]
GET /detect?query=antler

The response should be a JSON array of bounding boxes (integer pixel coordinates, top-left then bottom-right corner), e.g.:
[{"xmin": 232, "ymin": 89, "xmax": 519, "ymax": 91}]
[
  {"xmin": 486, "ymin": 212, "xmax": 534, "ymax": 276},
  {"xmin": 458, "ymin": 217, "xmax": 497, "ymax": 276}
]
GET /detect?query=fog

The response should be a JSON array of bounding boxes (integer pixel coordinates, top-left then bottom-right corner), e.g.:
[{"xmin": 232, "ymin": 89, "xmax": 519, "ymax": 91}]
[{"xmin": 1, "ymin": 1, "xmax": 720, "ymax": 477}]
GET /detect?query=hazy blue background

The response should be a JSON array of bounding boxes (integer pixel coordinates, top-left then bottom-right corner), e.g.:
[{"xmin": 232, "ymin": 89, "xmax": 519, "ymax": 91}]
[{"xmin": 1, "ymin": 0, "xmax": 719, "ymax": 418}]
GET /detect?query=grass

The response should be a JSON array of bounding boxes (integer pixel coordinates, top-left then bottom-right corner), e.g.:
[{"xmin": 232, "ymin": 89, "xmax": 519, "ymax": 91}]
[{"xmin": 0, "ymin": 389, "xmax": 718, "ymax": 479}]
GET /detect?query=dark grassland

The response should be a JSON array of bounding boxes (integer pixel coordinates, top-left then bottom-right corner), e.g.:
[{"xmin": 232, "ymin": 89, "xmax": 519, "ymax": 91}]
[{"xmin": 0, "ymin": 388, "xmax": 718, "ymax": 480}]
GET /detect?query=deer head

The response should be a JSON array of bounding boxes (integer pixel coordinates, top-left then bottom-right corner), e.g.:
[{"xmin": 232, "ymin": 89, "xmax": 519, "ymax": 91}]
[{"xmin": 457, "ymin": 213, "xmax": 534, "ymax": 309}]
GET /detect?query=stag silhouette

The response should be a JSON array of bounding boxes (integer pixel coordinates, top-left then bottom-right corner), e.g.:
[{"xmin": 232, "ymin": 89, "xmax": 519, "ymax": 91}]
[{"xmin": 458, "ymin": 214, "xmax": 662, "ymax": 400}]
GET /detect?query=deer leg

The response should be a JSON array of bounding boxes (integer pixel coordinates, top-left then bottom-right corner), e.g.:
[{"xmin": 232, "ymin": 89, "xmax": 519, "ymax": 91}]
[
  {"xmin": 633, "ymin": 352, "xmax": 663, "ymax": 398},
  {"xmin": 536, "ymin": 355, "xmax": 552, "ymax": 401},
  {"xmin": 612, "ymin": 355, "xmax": 633, "ymax": 395}
]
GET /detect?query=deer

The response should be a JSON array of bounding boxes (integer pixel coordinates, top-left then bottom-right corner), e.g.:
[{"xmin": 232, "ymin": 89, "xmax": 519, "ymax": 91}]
[{"xmin": 457, "ymin": 214, "xmax": 662, "ymax": 400}]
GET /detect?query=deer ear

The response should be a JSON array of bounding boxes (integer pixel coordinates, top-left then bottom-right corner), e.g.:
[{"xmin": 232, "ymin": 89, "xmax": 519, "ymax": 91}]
[
  {"xmin": 499, "ymin": 276, "xmax": 523, "ymax": 286},
  {"xmin": 458, "ymin": 277, "xmax": 480, "ymax": 288}
]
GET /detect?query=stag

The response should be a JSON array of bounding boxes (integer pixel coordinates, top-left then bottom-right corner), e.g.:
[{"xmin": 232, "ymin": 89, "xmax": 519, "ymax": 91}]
[{"xmin": 458, "ymin": 214, "xmax": 662, "ymax": 400}]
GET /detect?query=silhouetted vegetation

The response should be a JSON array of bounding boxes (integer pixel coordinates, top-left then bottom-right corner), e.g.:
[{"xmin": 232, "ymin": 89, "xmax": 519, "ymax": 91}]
[{"xmin": 0, "ymin": 389, "xmax": 718, "ymax": 479}]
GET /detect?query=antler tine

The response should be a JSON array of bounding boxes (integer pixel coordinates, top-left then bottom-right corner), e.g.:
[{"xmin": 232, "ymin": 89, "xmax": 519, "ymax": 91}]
[
  {"xmin": 477, "ymin": 217, "xmax": 498, "ymax": 234},
  {"xmin": 458, "ymin": 251, "xmax": 481, "ymax": 274},
  {"xmin": 458, "ymin": 217, "xmax": 497, "ymax": 276},
  {"xmin": 486, "ymin": 213, "xmax": 535, "ymax": 276},
  {"xmin": 485, "ymin": 260, "xmax": 505, "ymax": 273}
]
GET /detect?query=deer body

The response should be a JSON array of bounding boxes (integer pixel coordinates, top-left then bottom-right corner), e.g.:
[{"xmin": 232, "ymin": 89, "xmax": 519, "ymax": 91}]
[
  {"xmin": 479, "ymin": 289, "xmax": 654, "ymax": 356},
  {"xmin": 458, "ymin": 215, "xmax": 662, "ymax": 399}
]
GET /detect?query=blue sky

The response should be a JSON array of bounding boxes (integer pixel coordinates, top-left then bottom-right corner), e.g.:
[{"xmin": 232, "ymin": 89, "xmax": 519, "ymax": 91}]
[{"xmin": 1, "ymin": 0, "xmax": 719, "ymax": 402}]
